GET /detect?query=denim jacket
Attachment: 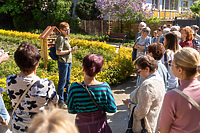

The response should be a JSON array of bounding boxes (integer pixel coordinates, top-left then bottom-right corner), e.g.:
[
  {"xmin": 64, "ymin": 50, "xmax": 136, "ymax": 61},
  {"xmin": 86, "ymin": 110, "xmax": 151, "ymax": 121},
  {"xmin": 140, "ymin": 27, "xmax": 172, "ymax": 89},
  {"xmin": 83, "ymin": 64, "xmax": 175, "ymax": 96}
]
[{"xmin": 132, "ymin": 36, "xmax": 152, "ymax": 61}]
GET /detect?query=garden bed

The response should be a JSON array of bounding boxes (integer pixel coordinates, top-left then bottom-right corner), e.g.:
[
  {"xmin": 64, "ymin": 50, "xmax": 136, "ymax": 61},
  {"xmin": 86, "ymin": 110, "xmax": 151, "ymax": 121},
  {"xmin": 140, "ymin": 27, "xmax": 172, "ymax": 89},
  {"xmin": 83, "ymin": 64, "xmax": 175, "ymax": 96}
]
[{"xmin": 0, "ymin": 30, "xmax": 134, "ymax": 109}]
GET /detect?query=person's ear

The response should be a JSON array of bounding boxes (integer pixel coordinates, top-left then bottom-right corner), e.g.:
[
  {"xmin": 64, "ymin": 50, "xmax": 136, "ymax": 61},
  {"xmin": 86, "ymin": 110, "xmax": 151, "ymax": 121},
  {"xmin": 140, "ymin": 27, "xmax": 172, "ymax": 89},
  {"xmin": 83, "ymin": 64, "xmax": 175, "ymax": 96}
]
[
  {"xmin": 82, "ymin": 66, "xmax": 85, "ymax": 72},
  {"xmin": 178, "ymin": 67, "xmax": 183, "ymax": 74}
]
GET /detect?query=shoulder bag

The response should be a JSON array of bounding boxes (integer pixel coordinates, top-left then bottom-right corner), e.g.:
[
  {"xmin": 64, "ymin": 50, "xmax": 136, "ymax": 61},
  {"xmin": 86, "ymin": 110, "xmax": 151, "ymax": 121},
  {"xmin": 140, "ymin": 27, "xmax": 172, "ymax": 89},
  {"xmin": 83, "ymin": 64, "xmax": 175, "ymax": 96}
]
[
  {"xmin": 8, "ymin": 79, "xmax": 38, "ymax": 131},
  {"xmin": 80, "ymin": 81, "xmax": 104, "ymax": 112},
  {"xmin": 126, "ymin": 106, "xmax": 147, "ymax": 133},
  {"xmin": 173, "ymin": 89, "xmax": 200, "ymax": 111}
]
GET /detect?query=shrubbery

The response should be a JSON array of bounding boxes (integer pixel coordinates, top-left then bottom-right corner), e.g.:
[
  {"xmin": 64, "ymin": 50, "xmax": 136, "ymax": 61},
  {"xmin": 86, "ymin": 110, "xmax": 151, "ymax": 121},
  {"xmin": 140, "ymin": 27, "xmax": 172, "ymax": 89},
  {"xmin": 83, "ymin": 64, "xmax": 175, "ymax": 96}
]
[{"xmin": 0, "ymin": 30, "xmax": 134, "ymax": 109}]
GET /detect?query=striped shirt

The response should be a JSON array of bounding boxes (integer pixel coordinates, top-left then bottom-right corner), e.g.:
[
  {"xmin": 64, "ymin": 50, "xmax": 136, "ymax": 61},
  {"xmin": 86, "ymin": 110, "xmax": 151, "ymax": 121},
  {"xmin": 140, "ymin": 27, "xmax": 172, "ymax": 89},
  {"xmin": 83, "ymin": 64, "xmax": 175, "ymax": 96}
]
[{"xmin": 67, "ymin": 82, "xmax": 117, "ymax": 114}]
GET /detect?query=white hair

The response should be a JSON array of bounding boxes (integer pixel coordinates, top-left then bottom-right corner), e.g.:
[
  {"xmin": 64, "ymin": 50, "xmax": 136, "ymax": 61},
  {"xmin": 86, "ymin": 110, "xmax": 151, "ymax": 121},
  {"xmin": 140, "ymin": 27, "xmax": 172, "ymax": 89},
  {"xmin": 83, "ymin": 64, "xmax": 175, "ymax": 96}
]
[
  {"xmin": 163, "ymin": 28, "xmax": 170, "ymax": 33},
  {"xmin": 140, "ymin": 22, "xmax": 146, "ymax": 27}
]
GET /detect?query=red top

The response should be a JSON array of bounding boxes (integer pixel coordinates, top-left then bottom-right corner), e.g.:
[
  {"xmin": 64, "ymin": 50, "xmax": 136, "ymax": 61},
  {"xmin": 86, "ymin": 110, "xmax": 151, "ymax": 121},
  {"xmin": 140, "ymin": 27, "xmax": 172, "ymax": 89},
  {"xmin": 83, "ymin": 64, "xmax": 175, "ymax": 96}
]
[{"xmin": 179, "ymin": 40, "xmax": 193, "ymax": 48}]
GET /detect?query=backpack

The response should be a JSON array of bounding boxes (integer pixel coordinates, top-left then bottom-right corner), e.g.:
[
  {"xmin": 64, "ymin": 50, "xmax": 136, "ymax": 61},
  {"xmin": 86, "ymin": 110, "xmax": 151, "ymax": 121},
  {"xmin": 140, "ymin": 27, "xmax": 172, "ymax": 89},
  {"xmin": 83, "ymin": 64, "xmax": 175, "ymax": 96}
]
[
  {"xmin": 49, "ymin": 36, "xmax": 66, "ymax": 61},
  {"xmin": 49, "ymin": 46, "xmax": 58, "ymax": 60}
]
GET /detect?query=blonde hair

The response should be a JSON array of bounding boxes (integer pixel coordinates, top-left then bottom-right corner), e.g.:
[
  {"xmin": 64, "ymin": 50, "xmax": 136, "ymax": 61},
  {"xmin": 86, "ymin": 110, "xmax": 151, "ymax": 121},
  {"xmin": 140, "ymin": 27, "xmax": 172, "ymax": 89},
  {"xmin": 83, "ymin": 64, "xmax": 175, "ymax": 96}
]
[
  {"xmin": 174, "ymin": 47, "xmax": 200, "ymax": 77},
  {"xmin": 28, "ymin": 108, "xmax": 78, "ymax": 133}
]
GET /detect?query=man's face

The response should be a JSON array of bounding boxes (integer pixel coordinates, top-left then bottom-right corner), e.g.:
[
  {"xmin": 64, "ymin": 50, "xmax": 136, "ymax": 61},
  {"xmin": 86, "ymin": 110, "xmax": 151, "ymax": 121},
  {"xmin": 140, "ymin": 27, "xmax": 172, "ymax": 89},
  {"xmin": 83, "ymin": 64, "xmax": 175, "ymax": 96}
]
[{"xmin": 139, "ymin": 24, "xmax": 144, "ymax": 32}]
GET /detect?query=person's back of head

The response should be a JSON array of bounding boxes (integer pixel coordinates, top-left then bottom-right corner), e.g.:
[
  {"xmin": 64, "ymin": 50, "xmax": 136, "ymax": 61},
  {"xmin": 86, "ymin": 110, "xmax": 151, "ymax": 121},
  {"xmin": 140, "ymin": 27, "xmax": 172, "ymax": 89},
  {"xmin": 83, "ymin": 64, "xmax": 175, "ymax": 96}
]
[
  {"xmin": 148, "ymin": 43, "xmax": 165, "ymax": 60},
  {"xmin": 28, "ymin": 108, "xmax": 79, "ymax": 133},
  {"xmin": 181, "ymin": 27, "xmax": 194, "ymax": 41},
  {"xmin": 14, "ymin": 42, "xmax": 41, "ymax": 74},
  {"xmin": 163, "ymin": 28, "xmax": 170, "ymax": 35},
  {"xmin": 174, "ymin": 47, "xmax": 200, "ymax": 78},
  {"xmin": 164, "ymin": 32, "xmax": 179, "ymax": 52},
  {"xmin": 83, "ymin": 54, "xmax": 104, "ymax": 77}
]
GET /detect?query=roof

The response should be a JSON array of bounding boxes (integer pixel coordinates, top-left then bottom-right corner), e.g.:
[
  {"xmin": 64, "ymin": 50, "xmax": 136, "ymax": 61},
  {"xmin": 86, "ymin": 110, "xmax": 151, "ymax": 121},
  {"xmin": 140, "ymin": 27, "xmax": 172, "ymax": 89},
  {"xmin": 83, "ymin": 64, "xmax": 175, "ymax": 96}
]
[{"xmin": 38, "ymin": 26, "xmax": 61, "ymax": 39}]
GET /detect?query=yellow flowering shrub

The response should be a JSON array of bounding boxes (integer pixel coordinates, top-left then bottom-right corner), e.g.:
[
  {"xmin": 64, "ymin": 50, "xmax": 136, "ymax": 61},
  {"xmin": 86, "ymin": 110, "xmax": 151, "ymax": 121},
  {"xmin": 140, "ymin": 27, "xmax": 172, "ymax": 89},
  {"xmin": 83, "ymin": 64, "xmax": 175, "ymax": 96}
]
[
  {"xmin": 0, "ymin": 29, "xmax": 40, "ymax": 40},
  {"xmin": 0, "ymin": 29, "xmax": 134, "ymax": 109}
]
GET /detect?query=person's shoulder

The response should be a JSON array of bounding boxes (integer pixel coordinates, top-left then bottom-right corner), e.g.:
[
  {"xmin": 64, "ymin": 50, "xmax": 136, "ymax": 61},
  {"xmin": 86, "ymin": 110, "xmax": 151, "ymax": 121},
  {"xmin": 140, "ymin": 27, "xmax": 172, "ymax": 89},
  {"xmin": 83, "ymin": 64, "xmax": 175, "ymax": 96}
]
[
  {"xmin": 70, "ymin": 82, "xmax": 80, "ymax": 89},
  {"xmin": 165, "ymin": 89, "xmax": 179, "ymax": 97}
]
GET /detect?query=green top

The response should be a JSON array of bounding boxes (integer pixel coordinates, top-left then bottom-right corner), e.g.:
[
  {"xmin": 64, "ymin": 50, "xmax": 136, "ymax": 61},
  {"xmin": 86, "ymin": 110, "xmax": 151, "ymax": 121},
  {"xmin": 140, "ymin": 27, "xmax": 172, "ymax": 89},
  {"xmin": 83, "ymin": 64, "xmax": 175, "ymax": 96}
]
[{"xmin": 55, "ymin": 34, "xmax": 72, "ymax": 63}]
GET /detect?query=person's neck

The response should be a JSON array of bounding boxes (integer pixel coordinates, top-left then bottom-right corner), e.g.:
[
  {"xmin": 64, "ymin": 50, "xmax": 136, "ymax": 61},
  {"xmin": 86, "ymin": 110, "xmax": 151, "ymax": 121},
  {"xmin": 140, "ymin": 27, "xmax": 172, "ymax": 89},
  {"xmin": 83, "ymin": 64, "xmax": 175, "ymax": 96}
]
[
  {"xmin": 83, "ymin": 75, "xmax": 99, "ymax": 85},
  {"xmin": 180, "ymin": 73, "xmax": 196, "ymax": 80},
  {"xmin": 183, "ymin": 38, "xmax": 186, "ymax": 41},
  {"xmin": 142, "ymin": 35, "xmax": 147, "ymax": 39},
  {"xmin": 18, "ymin": 71, "xmax": 36, "ymax": 77}
]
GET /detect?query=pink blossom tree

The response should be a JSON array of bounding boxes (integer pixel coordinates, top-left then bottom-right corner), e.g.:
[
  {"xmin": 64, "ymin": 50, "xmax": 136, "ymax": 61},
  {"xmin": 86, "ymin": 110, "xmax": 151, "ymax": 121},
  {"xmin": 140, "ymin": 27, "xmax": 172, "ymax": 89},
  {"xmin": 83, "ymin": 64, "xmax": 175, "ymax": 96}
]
[{"xmin": 95, "ymin": 0, "xmax": 155, "ymax": 22}]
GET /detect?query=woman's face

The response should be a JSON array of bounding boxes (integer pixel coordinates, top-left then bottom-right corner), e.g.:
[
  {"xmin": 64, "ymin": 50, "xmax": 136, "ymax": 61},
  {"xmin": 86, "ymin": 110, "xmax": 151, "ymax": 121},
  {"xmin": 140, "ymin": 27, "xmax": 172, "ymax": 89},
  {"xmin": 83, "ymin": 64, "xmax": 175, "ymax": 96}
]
[
  {"xmin": 136, "ymin": 65, "xmax": 150, "ymax": 79},
  {"xmin": 142, "ymin": 30, "xmax": 148, "ymax": 37},
  {"xmin": 181, "ymin": 30, "xmax": 187, "ymax": 40}
]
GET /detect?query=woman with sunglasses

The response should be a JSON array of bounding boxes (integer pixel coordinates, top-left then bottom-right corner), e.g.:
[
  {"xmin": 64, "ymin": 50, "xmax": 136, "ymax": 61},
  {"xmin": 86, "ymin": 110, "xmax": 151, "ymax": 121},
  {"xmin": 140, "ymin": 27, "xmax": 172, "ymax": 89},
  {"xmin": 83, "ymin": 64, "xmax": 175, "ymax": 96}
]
[
  {"xmin": 123, "ymin": 55, "xmax": 165, "ymax": 133},
  {"xmin": 159, "ymin": 47, "xmax": 200, "ymax": 133},
  {"xmin": 162, "ymin": 32, "xmax": 180, "ymax": 91},
  {"xmin": 132, "ymin": 27, "xmax": 152, "ymax": 61},
  {"xmin": 55, "ymin": 22, "xmax": 78, "ymax": 109}
]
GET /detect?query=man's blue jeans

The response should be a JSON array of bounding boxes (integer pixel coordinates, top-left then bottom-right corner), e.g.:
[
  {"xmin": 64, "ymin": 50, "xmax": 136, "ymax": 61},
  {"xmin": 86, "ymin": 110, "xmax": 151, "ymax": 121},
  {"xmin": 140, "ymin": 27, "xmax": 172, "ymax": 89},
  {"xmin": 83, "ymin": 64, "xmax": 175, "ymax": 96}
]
[{"xmin": 57, "ymin": 61, "xmax": 71, "ymax": 103}]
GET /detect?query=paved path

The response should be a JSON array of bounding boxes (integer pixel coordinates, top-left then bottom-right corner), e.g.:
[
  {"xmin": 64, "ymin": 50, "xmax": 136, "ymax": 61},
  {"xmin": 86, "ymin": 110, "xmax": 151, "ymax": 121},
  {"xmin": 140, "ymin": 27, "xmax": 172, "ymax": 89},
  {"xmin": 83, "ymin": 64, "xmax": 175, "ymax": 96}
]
[{"xmin": 66, "ymin": 76, "xmax": 137, "ymax": 133}]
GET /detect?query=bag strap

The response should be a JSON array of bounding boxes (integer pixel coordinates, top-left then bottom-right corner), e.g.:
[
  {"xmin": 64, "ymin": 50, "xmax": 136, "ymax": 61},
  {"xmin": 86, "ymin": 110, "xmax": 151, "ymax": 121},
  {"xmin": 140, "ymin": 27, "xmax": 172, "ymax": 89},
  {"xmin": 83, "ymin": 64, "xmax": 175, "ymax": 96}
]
[
  {"xmin": 11, "ymin": 79, "xmax": 38, "ymax": 116},
  {"xmin": 141, "ymin": 118, "xmax": 146, "ymax": 130},
  {"xmin": 80, "ymin": 81, "xmax": 104, "ymax": 112},
  {"xmin": 127, "ymin": 106, "xmax": 136, "ymax": 129},
  {"xmin": 173, "ymin": 89, "xmax": 200, "ymax": 111},
  {"xmin": 164, "ymin": 52, "xmax": 168, "ymax": 70}
]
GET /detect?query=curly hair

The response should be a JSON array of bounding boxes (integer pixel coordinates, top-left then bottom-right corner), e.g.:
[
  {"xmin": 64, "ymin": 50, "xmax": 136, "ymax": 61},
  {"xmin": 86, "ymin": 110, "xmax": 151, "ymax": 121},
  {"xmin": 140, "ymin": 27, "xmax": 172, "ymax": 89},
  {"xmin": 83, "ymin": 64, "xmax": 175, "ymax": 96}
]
[
  {"xmin": 148, "ymin": 43, "xmax": 165, "ymax": 60},
  {"xmin": 181, "ymin": 27, "xmax": 194, "ymax": 41}
]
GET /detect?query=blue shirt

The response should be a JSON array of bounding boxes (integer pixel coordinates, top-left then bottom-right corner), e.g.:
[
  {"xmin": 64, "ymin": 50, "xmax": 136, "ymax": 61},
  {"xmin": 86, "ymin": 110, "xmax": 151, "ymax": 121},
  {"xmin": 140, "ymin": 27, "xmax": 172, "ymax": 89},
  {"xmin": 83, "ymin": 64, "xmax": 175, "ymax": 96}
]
[
  {"xmin": 0, "ymin": 96, "xmax": 7, "ymax": 122},
  {"xmin": 136, "ymin": 60, "xmax": 169, "ymax": 91}
]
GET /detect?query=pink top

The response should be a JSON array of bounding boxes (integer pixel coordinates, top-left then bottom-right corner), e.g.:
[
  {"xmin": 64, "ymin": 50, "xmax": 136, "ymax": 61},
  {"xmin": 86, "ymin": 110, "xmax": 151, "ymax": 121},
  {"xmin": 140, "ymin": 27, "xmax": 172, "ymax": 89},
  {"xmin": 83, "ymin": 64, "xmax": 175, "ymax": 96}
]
[{"xmin": 159, "ymin": 78, "xmax": 200, "ymax": 133}]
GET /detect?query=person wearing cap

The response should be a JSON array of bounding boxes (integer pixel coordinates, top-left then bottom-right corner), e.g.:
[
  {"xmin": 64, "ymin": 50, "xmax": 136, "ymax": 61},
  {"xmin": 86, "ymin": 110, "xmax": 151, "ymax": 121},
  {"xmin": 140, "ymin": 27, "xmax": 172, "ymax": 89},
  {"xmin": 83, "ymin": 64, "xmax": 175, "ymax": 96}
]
[
  {"xmin": 132, "ymin": 27, "xmax": 152, "ymax": 61},
  {"xmin": 191, "ymin": 25, "xmax": 200, "ymax": 42}
]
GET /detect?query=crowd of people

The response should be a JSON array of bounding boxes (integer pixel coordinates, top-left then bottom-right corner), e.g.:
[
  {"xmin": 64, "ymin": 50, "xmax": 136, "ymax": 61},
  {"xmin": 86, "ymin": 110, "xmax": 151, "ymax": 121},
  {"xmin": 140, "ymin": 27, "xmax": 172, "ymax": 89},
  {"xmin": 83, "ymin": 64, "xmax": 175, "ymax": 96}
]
[
  {"xmin": 0, "ymin": 21, "xmax": 200, "ymax": 133},
  {"xmin": 124, "ymin": 22, "xmax": 200, "ymax": 133}
]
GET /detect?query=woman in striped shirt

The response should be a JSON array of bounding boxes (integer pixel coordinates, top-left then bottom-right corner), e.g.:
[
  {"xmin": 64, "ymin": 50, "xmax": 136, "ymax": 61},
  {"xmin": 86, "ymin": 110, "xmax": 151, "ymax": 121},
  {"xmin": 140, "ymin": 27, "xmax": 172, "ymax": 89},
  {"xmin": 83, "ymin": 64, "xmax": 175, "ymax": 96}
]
[{"xmin": 67, "ymin": 54, "xmax": 117, "ymax": 133}]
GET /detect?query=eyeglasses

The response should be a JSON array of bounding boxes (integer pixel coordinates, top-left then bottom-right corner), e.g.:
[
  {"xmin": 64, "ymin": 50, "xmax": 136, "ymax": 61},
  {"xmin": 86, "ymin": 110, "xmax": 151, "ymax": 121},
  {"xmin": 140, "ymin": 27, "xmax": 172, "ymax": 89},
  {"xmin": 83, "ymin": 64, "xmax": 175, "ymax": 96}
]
[
  {"xmin": 137, "ymin": 69, "xmax": 142, "ymax": 74},
  {"xmin": 168, "ymin": 62, "xmax": 177, "ymax": 67},
  {"xmin": 64, "ymin": 29, "xmax": 70, "ymax": 32}
]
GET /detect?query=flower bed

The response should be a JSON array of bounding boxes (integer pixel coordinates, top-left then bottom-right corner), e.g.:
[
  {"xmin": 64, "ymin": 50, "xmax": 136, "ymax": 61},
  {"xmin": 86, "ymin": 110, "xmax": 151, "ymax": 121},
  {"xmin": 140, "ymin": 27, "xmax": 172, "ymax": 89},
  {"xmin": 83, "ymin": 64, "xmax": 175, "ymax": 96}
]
[{"xmin": 0, "ymin": 30, "xmax": 134, "ymax": 109}]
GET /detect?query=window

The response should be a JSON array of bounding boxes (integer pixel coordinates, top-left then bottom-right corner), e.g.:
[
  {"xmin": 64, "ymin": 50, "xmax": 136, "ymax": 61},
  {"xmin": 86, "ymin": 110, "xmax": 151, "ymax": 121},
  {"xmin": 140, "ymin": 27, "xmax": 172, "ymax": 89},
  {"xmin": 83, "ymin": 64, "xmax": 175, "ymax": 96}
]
[
  {"xmin": 181, "ymin": 0, "xmax": 189, "ymax": 10},
  {"xmin": 162, "ymin": 0, "xmax": 178, "ymax": 10},
  {"xmin": 152, "ymin": 0, "xmax": 159, "ymax": 9}
]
